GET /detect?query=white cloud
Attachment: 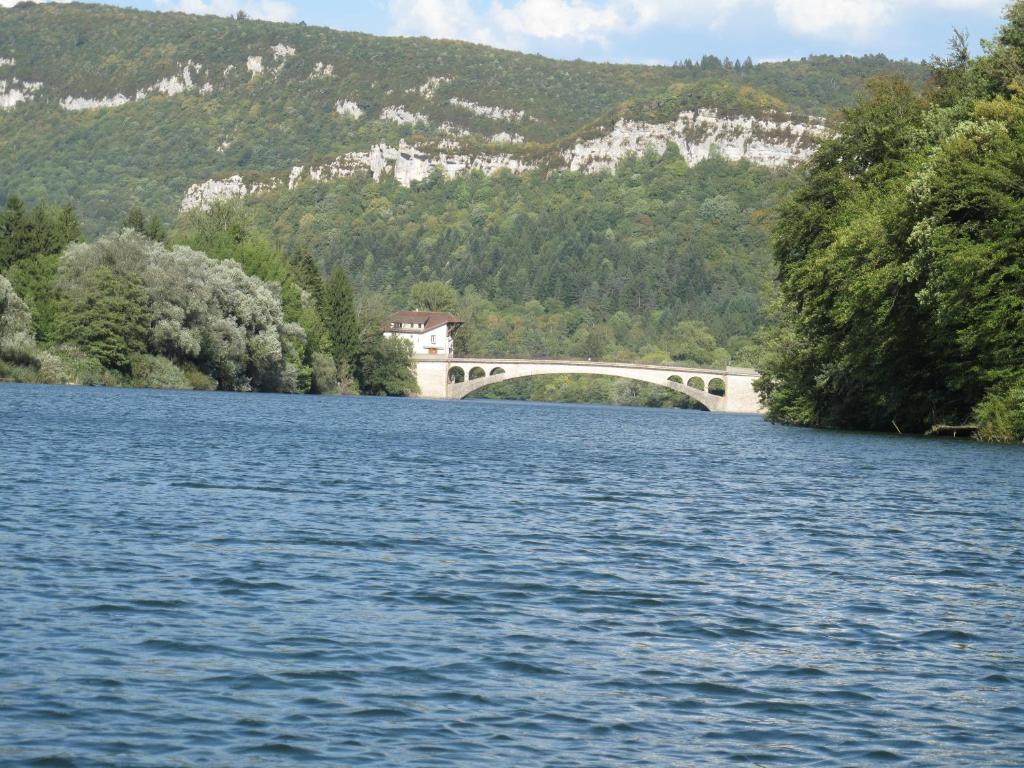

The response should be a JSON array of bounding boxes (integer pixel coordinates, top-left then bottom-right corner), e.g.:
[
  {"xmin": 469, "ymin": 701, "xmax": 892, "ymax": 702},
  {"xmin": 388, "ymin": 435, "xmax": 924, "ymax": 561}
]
[
  {"xmin": 489, "ymin": 0, "xmax": 624, "ymax": 43},
  {"xmin": 772, "ymin": 0, "xmax": 892, "ymax": 37},
  {"xmin": 154, "ymin": 0, "xmax": 297, "ymax": 22},
  {"xmin": 387, "ymin": 0, "xmax": 1006, "ymax": 47},
  {"xmin": 388, "ymin": 0, "xmax": 494, "ymax": 42}
]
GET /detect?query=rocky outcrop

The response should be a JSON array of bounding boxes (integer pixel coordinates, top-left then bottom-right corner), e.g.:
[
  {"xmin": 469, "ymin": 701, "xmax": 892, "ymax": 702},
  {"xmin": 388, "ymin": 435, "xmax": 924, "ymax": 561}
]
[
  {"xmin": 271, "ymin": 44, "xmax": 295, "ymax": 60},
  {"xmin": 380, "ymin": 105, "xmax": 428, "ymax": 125},
  {"xmin": 564, "ymin": 109, "xmax": 826, "ymax": 172},
  {"xmin": 180, "ymin": 109, "xmax": 825, "ymax": 210},
  {"xmin": 416, "ymin": 76, "xmax": 450, "ymax": 99},
  {"xmin": 0, "ymin": 77, "xmax": 42, "ymax": 110},
  {"xmin": 62, "ymin": 61, "xmax": 206, "ymax": 110},
  {"xmin": 335, "ymin": 100, "xmax": 363, "ymax": 119},
  {"xmin": 144, "ymin": 60, "xmax": 199, "ymax": 97},
  {"xmin": 298, "ymin": 141, "xmax": 535, "ymax": 188},
  {"xmin": 180, "ymin": 175, "xmax": 280, "ymax": 211},
  {"xmin": 449, "ymin": 97, "xmax": 525, "ymax": 121},
  {"xmin": 246, "ymin": 56, "xmax": 263, "ymax": 78},
  {"xmin": 439, "ymin": 122, "xmax": 470, "ymax": 137},
  {"xmin": 61, "ymin": 93, "xmax": 131, "ymax": 111},
  {"xmin": 310, "ymin": 62, "xmax": 333, "ymax": 79},
  {"xmin": 187, "ymin": 140, "xmax": 535, "ymax": 208},
  {"xmin": 269, "ymin": 44, "xmax": 295, "ymax": 76}
]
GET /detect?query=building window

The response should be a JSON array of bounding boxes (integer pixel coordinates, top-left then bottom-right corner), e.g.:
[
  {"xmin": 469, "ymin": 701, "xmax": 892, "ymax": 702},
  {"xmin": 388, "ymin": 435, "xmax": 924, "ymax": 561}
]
[{"xmin": 431, "ymin": 335, "xmax": 436, "ymax": 343}]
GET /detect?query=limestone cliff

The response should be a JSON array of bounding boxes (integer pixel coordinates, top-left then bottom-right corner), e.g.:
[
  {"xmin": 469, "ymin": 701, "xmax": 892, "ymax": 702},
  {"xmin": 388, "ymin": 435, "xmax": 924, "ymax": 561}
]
[
  {"xmin": 564, "ymin": 109, "xmax": 826, "ymax": 172},
  {"xmin": 180, "ymin": 108, "xmax": 826, "ymax": 210}
]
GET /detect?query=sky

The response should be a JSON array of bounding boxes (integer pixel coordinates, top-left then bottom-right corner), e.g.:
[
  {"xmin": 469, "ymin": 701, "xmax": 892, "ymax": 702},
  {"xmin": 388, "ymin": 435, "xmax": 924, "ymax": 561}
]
[{"xmin": 2, "ymin": 0, "xmax": 1011, "ymax": 64}]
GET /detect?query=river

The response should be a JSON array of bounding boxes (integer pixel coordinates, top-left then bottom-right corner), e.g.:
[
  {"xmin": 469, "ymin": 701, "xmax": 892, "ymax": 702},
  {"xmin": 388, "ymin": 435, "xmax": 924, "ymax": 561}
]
[{"xmin": 1, "ymin": 384, "xmax": 1022, "ymax": 766}]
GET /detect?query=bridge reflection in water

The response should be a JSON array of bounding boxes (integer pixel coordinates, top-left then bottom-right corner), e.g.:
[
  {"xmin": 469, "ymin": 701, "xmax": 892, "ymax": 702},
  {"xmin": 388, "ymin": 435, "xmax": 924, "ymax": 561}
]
[{"xmin": 411, "ymin": 357, "xmax": 763, "ymax": 414}]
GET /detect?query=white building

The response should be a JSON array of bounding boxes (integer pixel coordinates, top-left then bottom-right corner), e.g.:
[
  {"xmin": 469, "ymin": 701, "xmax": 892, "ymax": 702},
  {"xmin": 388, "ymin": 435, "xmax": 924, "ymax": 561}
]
[{"xmin": 384, "ymin": 310, "xmax": 462, "ymax": 357}]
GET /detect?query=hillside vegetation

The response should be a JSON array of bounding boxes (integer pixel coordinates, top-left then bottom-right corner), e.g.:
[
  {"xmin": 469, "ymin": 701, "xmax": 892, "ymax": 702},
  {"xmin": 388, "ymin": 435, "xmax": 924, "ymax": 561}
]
[{"xmin": 0, "ymin": 3, "xmax": 926, "ymax": 233}]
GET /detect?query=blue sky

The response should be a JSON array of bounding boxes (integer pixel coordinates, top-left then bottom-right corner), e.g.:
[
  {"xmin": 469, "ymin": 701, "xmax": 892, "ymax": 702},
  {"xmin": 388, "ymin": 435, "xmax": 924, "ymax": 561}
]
[{"xmin": 7, "ymin": 1, "xmax": 1010, "ymax": 64}]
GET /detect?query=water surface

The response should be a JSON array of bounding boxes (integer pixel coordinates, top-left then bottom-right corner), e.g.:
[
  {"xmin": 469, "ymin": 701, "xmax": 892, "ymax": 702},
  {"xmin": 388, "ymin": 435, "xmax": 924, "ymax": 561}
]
[{"xmin": 1, "ymin": 384, "xmax": 1022, "ymax": 766}]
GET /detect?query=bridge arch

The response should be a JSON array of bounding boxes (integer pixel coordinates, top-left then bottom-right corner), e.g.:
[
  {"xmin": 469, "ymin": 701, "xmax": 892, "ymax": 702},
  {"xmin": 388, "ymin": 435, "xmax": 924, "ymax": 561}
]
[{"xmin": 448, "ymin": 360, "xmax": 724, "ymax": 411}]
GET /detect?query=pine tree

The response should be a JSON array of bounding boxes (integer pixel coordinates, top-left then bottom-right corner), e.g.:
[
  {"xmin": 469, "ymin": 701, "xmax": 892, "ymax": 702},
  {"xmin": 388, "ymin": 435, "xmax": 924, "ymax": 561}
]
[
  {"xmin": 145, "ymin": 214, "xmax": 167, "ymax": 243},
  {"xmin": 123, "ymin": 207, "xmax": 147, "ymax": 234},
  {"xmin": 56, "ymin": 266, "xmax": 151, "ymax": 372},
  {"xmin": 57, "ymin": 205, "xmax": 82, "ymax": 245},
  {"xmin": 293, "ymin": 246, "xmax": 324, "ymax": 306},
  {"xmin": 0, "ymin": 197, "xmax": 27, "ymax": 269}
]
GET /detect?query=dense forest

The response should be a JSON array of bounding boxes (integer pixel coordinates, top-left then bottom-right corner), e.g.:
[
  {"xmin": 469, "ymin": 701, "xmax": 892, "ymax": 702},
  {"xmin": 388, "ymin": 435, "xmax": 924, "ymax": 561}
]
[
  {"xmin": 249, "ymin": 152, "xmax": 789, "ymax": 365},
  {"xmin": 0, "ymin": 3, "xmax": 926, "ymax": 234},
  {"xmin": 757, "ymin": 2, "xmax": 1024, "ymax": 442}
]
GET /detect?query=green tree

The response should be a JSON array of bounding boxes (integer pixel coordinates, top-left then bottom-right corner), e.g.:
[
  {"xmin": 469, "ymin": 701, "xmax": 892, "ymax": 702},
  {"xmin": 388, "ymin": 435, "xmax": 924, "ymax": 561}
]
[
  {"xmin": 292, "ymin": 246, "xmax": 324, "ymax": 307},
  {"xmin": 146, "ymin": 214, "xmax": 167, "ymax": 243},
  {"xmin": 56, "ymin": 266, "xmax": 152, "ymax": 372},
  {"xmin": 670, "ymin": 320, "xmax": 719, "ymax": 366},
  {"xmin": 123, "ymin": 207, "xmax": 147, "ymax": 235},
  {"xmin": 0, "ymin": 274, "xmax": 38, "ymax": 366},
  {"xmin": 355, "ymin": 335, "xmax": 418, "ymax": 395},
  {"xmin": 0, "ymin": 197, "xmax": 27, "ymax": 270},
  {"xmin": 409, "ymin": 280, "xmax": 459, "ymax": 312},
  {"xmin": 321, "ymin": 267, "xmax": 359, "ymax": 369},
  {"xmin": 0, "ymin": 198, "xmax": 81, "ymax": 270},
  {"xmin": 5, "ymin": 252, "xmax": 61, "ymax": 342}
]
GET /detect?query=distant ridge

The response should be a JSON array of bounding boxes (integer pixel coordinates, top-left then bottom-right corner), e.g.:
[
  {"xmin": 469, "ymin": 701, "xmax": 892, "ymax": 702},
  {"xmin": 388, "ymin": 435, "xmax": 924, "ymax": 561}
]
[{"xmin": 0, "ymin": 2, "xmax": 928, "ymax": 231}]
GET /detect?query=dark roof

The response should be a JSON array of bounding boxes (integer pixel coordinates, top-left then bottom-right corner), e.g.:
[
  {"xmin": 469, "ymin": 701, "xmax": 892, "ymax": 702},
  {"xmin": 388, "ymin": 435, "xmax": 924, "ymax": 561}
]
[{"xmin": 385, "ymin": 310, "xmax": 462, "ymax": 334}]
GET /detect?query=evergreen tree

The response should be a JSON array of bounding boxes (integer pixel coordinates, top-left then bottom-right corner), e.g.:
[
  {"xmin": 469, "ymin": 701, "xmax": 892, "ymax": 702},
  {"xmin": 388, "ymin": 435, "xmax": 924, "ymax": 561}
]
[
  {"xmin": 124, "ymin": 207, "xmax": 147, "ymax": 234},
  {"xmin": 145, "ymin": 214, "xmax": 167, "ymax": 243},
  {"xmin": 0, "ymin": 197, "xmax": 27, "ymax": 269},
  {"xmin": 1, "ymin": 198, "xmax": 81, "ymax": 269},
  {"xmin": 58, "ymin": 205, "xmax": 82, "ymax": 245},
  {"xmin": 321, "ymin": 267, "xmax": 359, "ymax": 369},
  {"xmin": 293, "ymin": 246, "xmax": 324, "ymax": 307},
  {"xmin": 56, "ymin": 266, "xmax": 152, "ymax": 372}
]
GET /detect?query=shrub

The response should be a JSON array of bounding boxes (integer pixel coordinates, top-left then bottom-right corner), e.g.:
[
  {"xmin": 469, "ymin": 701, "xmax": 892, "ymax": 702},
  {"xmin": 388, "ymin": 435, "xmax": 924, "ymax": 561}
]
[
  {"xmin": 0, "ymin": 274, "xmax": 39, "ymax": 366},
  {"xmin": 975, "ymin": 380, "xmax": 1024, "ymax": 443},
  {"xmin": 129, "ymin": 354, "xmax": 192, "ymax": 390}
]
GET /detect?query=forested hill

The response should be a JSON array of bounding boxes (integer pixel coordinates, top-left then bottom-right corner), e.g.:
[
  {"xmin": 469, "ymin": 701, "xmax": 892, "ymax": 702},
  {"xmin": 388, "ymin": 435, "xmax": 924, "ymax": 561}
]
[{"xmin": 0, "ymin": 2, "xmax": 928, "ymax": 231}]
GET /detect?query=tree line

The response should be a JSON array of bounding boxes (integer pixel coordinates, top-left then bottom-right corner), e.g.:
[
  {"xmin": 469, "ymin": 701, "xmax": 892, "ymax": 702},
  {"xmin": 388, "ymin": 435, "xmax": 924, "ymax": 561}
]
[{"xmin": 0, "ymin": 198, "xmax": 417, "ymax": 396}]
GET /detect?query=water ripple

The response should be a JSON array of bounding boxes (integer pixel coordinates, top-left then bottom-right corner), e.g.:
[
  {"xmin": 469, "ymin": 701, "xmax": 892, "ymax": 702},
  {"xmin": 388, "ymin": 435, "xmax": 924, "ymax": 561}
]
[{"xmin": 1, "ymin": 384, "xmax": 1022, "ymax": 767}]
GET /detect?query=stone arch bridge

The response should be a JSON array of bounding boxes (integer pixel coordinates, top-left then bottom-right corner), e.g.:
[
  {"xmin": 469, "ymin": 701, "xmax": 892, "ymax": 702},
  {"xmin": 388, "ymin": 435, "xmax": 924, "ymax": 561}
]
[{"xmin": 412, "ymin": 357, "xmax": 763, "ymax": 414}]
